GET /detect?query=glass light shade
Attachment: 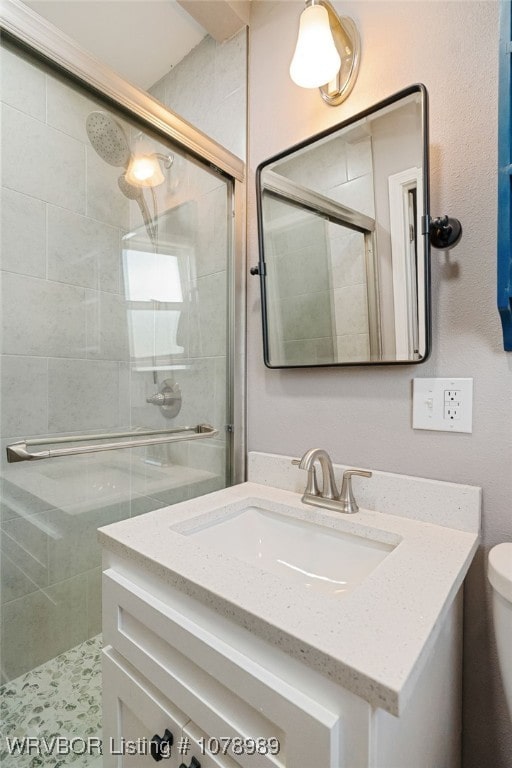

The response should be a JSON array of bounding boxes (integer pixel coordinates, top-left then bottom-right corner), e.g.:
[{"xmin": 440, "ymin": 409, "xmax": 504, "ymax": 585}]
[
  {"xmin": 125, "ymin": 154, "xmax": 165, "ymax": 187},
  {"xmin": 289, "ymin": 4, "xmax": 341, "ymax": 88}
]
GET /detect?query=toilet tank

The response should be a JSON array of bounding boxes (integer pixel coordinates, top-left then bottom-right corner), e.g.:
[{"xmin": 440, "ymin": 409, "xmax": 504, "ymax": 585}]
[{"xmin": 488, "ymin": 543, "xmax": 512, "ymax": 719}]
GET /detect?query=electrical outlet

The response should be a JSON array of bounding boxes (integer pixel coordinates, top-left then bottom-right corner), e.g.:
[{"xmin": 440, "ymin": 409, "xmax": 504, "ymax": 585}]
[
  {"xmin": 444, "ymin": 390, "xmax": 461, "ymax": 420},
  {"xmin": 413, "ymin": 378, "xmax": 473, "ymax": 433},
  {"xmin": 444, "ymin": 403, "xmax": 461, "ymax": 420}
]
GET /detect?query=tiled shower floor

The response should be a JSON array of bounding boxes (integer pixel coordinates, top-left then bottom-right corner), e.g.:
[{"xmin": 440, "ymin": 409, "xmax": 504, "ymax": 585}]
[{"xmin": 0, "ymin": 635, "xmax": 103, "ymax": 767}]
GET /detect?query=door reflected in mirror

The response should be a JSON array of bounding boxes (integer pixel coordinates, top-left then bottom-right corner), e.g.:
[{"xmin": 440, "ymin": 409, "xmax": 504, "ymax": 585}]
[{"xmin": 256, "ymin": 85, "xmax": 430, "ymax": 367}]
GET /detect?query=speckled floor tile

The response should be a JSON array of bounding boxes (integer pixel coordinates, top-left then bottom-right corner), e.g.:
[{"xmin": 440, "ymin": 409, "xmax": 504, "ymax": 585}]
[{"xmin": 0, "ymin": 635, "xmax": 102, "ymax": 767}]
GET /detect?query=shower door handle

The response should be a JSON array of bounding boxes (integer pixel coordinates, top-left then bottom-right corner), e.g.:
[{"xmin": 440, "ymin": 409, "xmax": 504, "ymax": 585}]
[{"xmin": 6, "ymin": 424, "xmax": 218, "ymax": 463}]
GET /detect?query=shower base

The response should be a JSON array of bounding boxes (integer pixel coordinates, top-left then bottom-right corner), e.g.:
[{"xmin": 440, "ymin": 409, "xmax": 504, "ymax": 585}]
[{"xmin": 0, "ymin": 635, "xmax": 102, "ymax": 767}]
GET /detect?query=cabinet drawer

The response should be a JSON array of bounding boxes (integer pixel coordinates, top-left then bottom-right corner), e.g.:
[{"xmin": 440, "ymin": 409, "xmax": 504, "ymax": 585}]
[
  {"xmin": 183, "ymin": 720, "xmax": 283, "ymax": 768},
  {"xmin": 103, "ymin": 568, "xmax": 340, "ymax": 768},
  {"xmin": 102, "ymin": 647, "xmax": 187, "ymax": 768},
  {"xmin": 103, "ymin": 648, "xmax": 239, "ymax": 768}
]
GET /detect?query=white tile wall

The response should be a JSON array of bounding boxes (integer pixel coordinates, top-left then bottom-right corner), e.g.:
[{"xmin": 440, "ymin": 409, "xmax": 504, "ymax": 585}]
[
  {"xmin": 46, "ymin": 503, "xmax": 125, "ymax": 583},
  {"xmin": 330, "ymin": 174, "xmax": 375, "ymax": 217},
  {"xmin": 0, "ymin": 39, "xmax": 237, "ymax": 680},
  {"xmin": 2, "ymin": 511, "xmax": 49, "ymax": 588},
  {"xmin": 1, "ymin": 187, "xmax": 46, "ymax": 278},
  {"xmin": 334, "ymin": 283, "xmax": 370, "ymax": 336},
  {"xmin": 279, "ymin": 291, "xmax": 334, "ymax": 341},
  {"xmin": 1, "ymin": 574, "xmax": 89, "ymax": 681},
  {"xmin": 190, "ymin": 271, "xmax": 228, "ymax": 357},
  {"xmin": 329, "ymin": 226, "xmax": 367, "ymax": 288},
  {"xmin": 0, "ymin": 549, "xmax": 40, "ymax": 604},
  {"xmin": 47, "ymin": 206, "xmax": 120, "ymax": 292},
  {"xmin": 85, "ymin": 290, "xmax": 130, "ymax": 361},
  {"xmin": 85, "ymin": 148, "xmax": 129, "ymax": 228},
  {"xmin": 150, "ymin": 30, "xmax": 246, "ymax": 160},
  {"xmin": 2, "ymin": 104, "xmax": 86, "ymax": 213},
  {"xmin": 47, "ymin": 76, "xmax": 104, "ymax": 144},
  {"xmin": 262, "ymin": 134, "xmax": 375, "ymax": 364},
  {"xmin": 275, "ymin": 135, "xmax": 349, "ymax": 192},
  {"xmin": 346, "ymin": 138, "xmax": 373, "ymax": 181},
  {"xmin": 195, "ymin": 185, "xmax": 228, "ymax": 277},
  {"xmin": 273, "ymin": 244, "xmax": 330, "ymax": 298},
  {"xmin": 1, "ymin": 272, "xmax": 87, "ymax": 358},
  {"xmin": 336, "ymin": 333, "xmax": 371, "ymax": 362},
  {"xmin": 0, "ymin": 356, "xmax": 48, "ymax": 437},
  {"xmin": 47, "ymin": 359, "xmax": 129, "ymax": 432},
  {"xmin": 173, "ymin": 358, "xmax": 217, "ymax": 425},
  {"xmin": 0, "ymin": 45, "xmax": 46, "ymax": 120},
  {"xmin": 282, "ymin": 337, "xmax": 335, "ymax": 364}
]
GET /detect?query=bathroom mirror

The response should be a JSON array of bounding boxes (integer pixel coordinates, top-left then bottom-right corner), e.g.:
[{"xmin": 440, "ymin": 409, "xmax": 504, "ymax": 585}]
[{"xmin": 255, "ymin": 84, "xmax": 430, "ymax": 367}]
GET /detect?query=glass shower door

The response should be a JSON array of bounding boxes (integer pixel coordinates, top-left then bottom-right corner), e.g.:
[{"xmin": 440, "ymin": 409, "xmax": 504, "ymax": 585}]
[{"xmin": 0, "ymin": 39, "xmax": 233, "ymax": 761}]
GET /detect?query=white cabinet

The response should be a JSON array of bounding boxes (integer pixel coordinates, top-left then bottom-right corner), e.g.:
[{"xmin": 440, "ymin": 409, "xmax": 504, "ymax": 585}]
[
  {"xmin": 103, "ymin": 647, "xmax": 240, "ymax": 768},
  {"xmin": 101, "ymin": 559, "xmax": 462, "ymax": 768},
  {"xmin": 102, "ymin": 568, "xmax": 342, "ymax": 767},
  {"xmin": 103, "ymin": 648, "xmax": 187, "ymax": 768}
]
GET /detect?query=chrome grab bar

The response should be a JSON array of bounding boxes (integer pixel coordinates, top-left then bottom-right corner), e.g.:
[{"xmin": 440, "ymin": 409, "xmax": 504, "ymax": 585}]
[{"xmin": 6, "ymin": 424, "xmax": 218, "ymax": 463}]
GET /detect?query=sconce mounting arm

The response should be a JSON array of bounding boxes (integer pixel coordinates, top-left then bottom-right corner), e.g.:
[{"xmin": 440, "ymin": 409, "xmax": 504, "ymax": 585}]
[{"xmin": 315, "ymin": 0, "xmax": 360, "ymax": 106}]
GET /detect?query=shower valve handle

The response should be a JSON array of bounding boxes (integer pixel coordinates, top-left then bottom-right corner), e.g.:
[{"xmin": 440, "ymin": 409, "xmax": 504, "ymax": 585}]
[
  {"xmin": 146, "ymin": 392, "xmax": 179, "ymax": 407},
  {"xmin": 145, "ymin": 380, "xmax": 182, "ymax": 419}
]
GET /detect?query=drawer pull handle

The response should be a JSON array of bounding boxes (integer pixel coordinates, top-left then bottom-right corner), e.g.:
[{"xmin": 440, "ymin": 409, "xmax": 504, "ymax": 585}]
[
  {"xmin": 179, "ymin": 758, "xmax": 201, "ymax": 768},
  {"xmin": 151, "ymin": 729, "xmax": 174, "ymax": 762}
]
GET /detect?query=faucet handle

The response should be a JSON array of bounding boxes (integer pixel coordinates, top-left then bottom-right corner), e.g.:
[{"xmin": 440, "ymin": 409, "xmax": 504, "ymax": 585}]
[
  {"xmin": 292, "ymin": 457, "xmax": 320, "ymax": 496},
  {"xmin": 339, "ymin": 469, "xmax": 372, "ymax": 514},
  {"xmin": 343, "ymin": 469, "xmax": 372, "ymax": 480}
]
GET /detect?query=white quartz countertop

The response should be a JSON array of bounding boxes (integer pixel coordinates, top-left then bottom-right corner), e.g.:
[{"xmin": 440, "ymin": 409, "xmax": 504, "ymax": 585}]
[{"xmin": 98, "ymin": 479, "xmax": 479, "ymax": 716}]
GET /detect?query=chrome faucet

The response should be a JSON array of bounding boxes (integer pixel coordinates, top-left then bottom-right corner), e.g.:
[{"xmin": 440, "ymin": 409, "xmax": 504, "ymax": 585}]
[
  {"xmin": 298, "ymin": 448, "xmax": 338, "ymax": 499},
  {"xmin": 293, "ymin": 449, "xmax": 372, "ymax": 514}
]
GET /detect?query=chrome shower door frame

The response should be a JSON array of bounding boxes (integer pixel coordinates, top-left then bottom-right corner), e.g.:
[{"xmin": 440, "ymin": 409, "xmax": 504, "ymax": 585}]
[{"xmin": 0, "ymin": 0, "xmax": 247, "ymax": 485}]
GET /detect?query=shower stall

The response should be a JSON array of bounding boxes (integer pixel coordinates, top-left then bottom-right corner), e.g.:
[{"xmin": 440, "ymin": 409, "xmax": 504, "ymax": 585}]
[{"xmin": 0, "ymin": 2, "xmax": 245, "ymax": 761}]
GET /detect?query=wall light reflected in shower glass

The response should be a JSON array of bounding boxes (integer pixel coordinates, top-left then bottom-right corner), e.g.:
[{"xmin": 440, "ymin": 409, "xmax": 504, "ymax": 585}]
[{"xmin": 125, "ymin": 135, "xmax": 173, "ymax": 187}]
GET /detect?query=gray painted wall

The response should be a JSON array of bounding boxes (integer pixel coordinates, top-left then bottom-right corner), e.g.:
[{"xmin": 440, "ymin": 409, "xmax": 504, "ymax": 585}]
[{"xmin": 248, "ymin": 2, "xmax": 511, "ymax": 765}]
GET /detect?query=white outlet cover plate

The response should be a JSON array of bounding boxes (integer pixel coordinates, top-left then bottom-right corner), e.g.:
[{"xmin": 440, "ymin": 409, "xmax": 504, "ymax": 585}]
[{"xmin": 413, "ymin": 377, "xmax": 473, "ymax": 433}]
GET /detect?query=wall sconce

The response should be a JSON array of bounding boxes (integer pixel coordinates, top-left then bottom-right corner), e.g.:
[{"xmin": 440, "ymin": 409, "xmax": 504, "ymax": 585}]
[{"xmin": 289, "ymin": 0, "xmax": 360, "ymax": 106}]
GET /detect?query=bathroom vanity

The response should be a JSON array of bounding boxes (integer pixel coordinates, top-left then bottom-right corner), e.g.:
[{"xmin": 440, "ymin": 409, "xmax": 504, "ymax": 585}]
[{"xmin": 99, "ymin": 452, "xmax": 480, "ymax": 768}]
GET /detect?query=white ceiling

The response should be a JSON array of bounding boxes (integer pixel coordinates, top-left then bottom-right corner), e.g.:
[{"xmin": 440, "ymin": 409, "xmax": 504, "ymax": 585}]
[{"xmin": 23, "ymin": 0, "xmax": 207, "ymax": 90}]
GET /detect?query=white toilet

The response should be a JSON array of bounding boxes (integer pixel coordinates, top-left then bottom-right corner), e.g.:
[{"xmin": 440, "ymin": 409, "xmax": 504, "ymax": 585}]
[{"xmin": 488, "ymin": 543, "xmax": 512, "ymax": 718}]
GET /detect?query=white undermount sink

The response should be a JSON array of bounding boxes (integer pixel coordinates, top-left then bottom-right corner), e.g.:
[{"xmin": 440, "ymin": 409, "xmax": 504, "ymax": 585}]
[{"xmin": 180, "ymin": 504, "xmax": 395, "ymax": 597}]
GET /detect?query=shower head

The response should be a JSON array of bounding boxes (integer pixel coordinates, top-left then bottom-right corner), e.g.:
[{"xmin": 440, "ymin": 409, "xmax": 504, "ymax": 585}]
[
  {"xmin": 118, "ymin": 172, "xmax": 145, "ymax": 202},
  {"xmin": 86, "ymin": 111, "xmax": 131, "ymax": 167},
  {"xmin": 86, "ymin": 110, "xmax": 165, "ymax": 248},
  {"xmin": 118, "ymin": 173, "xmax": 156, "ymax": 244}
]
